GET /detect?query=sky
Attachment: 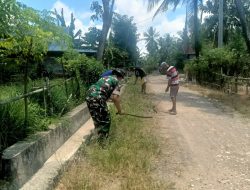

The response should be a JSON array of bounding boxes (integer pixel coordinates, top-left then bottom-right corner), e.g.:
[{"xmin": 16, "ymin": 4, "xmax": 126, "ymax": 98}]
[{"xmin": 18, "ymin": 0, "xmax": 188, "ymax": 54}]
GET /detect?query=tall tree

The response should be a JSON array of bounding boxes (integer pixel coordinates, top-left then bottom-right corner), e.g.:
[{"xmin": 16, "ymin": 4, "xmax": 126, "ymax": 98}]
[
  {"xmin": 202, "ymin": 0, "xmax": 248, "ymax": 50},
  {"xmin": 147, "ymin": 0, "xmax": 202, "ymax": 58},
  {"xmin": 82, "ymin": 27, "xmax": 101, "ymax": 49},
  {"xmin": 54, "ymin": 8, "xmax": 82, "ymax": 48},
  {"xmin": 143, "ymin": 26, "xmax": 160, "ymax": 55},
  {"xmin": 0, "ymin": 4, "xmax": 69, "ymax": 127},
  {"xmin": 91, "ymin": 0, "xmax": 115, "ymax": 61},
  {"xmin": 218, "ymin": 0, "xmax": 223, "ymax": 47},
  {"xmin": 235, "ymin": 0, "xmax": 250, "ymax": 53},
  {"xmin": 157, "ymin": 34, "xmax": 178, "ymax": 63},
  {"xmin": 0, "ymin": 0, "xmax": 19, "ymax": 38},
  {"xmin": 111, "ymin": 14, "xmax": 139, "ymax": 67}
]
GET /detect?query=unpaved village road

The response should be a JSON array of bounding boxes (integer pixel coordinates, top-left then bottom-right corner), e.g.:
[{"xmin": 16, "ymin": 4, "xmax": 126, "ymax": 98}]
[{"xmin": 147, "ymin": 74, "xmax": 250, "ymax": 190}]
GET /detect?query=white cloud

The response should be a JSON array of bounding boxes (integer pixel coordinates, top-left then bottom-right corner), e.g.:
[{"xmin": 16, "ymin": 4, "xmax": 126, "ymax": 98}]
[
  {"xmin": 115, "ymin": 0, "xmax": 185, "ymax": 54},
  {"xmin": 79, "ymin": 12, "xmax": 93, "ymax": 20},
  {"xmin": 51, "ymin": 0, "xmax": 186, "ymax": 54},
  {"xmin": 154, "ymin": 15, "xmax": 185, "ymax": 36}
]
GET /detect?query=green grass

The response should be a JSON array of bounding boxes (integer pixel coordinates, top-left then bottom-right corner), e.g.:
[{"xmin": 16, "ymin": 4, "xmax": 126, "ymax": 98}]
[
  {"xmin": 0, "ymin": 85, "xmax": 23, "ymax": 100},
  {"xmin": 55, "ymin": 81, "xmax": 172, "ymax": 190},
  {"xmin": 0, "ymin": 78, "xmax": 86, "ymax": 157}
]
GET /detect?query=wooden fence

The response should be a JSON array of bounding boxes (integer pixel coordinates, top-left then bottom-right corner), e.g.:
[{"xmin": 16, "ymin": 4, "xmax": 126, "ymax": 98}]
[
  {"xmin": 0, "ymin": 77, "xmax": 77, "ymax": 124},
  {"xmin": 187, "ymin": 72, "xmax": 250, "ymax": 95}
]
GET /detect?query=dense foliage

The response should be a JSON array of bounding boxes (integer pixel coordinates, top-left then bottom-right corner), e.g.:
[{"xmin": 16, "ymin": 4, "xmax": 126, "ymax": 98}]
[
  {"xmin": 109, "ymin": 14, "xmax": 139, "ymax": 67},
  {"xmin": 0, "ymin": 1, "xmax": 104, "ymax": 166},
  {"xmin": 144, "ymin": 0, "xmax": 250, "ymax": 77}
]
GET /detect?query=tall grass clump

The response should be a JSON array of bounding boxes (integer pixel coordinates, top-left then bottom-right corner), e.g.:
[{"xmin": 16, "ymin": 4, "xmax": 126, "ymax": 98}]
[
  {"xmin": 49, "ymin": 85, "xmax": 71, "ymax": 115},
  {"xmin": 0, "ymin": 86, "xmax": 48, "ymax": 154},
  {"xmin": 55, "ymin": 81, "xmax": 173, "ymax": 190}
]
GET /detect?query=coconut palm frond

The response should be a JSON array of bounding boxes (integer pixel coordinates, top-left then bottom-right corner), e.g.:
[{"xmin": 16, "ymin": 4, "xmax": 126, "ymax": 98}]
[
  {"xmin": 152, "ymin": 0, "xmax": 170, "ymax": 19},
  {"xmin": 147, "ymin": 0, "xmax": 162, "ymax": 12}
]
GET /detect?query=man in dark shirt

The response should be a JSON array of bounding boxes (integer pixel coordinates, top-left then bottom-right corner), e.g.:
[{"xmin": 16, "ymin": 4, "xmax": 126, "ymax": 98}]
[{"xmin": 134, "ymin": 67, "xmax": 147, "ymax": 94}]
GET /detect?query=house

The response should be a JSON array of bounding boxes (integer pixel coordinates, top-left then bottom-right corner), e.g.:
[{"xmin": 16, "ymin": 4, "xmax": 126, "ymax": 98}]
[
  {"xmin": 183, "ymin": 45, "xmax": 196, "ymax": 59},
  {"xmin": 42, "ymin": 43, "xmax": 97, "ymax": 77}
]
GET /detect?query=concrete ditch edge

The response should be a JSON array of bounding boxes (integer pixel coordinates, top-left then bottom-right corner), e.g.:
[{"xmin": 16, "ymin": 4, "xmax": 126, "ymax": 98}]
[{"xmin": 1, "ymin": 102, "xmax": 90, "ymax": 189}]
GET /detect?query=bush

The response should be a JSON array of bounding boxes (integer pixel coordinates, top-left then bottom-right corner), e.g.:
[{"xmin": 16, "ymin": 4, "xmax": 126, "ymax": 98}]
[
  {"xmin": 62, "ymin": 50, "xmax": 104, "ymax": 87},
  {"xmin": 184, "ymin": 47, "xmax": 250, "ymax": 81}
]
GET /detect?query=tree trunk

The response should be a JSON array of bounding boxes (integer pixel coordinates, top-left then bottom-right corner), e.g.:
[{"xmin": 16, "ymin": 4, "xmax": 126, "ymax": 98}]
[
  {"xmin": 194, "ymin": 0, "xmax": 200, "ymax": 58},
  {"xmin": 235, "ymin": 0, "xmax": 250, "ymax": 53},
  {"xmin": 61, "ymin": 58, "xmax": 68, "ymax": 98},
  {"xmin": 218, "ymin": 0, "xmax": 223, "ymax": 47},
  {"xmin": 97, "ymin": 23, "xmax": 109, "ymax": 61},
  {"xmin": 97, "ymin": 0, "xmax": 115, "ymax": 61},
  {"xmin": 183, "ymin": 5, "xmax": 189, "ymax": 55}
]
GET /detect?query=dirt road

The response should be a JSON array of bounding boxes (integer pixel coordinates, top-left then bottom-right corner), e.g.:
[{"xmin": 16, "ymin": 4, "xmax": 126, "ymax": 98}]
[{"xmin": 148, "ymin": 74, "xmax": 250, "ymax": 190}]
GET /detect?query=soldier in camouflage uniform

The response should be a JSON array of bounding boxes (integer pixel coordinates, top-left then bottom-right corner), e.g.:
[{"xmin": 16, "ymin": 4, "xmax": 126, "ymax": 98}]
[{"xmin": 86, "ymin": 69, "xmax": 125, "ymax": 140}]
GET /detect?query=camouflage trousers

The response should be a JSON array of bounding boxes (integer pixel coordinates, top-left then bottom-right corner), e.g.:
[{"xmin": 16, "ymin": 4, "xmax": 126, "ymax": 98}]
[{"xmin": 86, "ymin": 97, "xmax": 111, "ymax": 136}]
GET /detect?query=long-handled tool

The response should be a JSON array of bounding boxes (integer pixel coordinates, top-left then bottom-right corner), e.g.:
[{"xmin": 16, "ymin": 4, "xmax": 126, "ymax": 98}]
[{"xmin": 117, "ymin": 112, "xmax": 153, "ymax": 118}]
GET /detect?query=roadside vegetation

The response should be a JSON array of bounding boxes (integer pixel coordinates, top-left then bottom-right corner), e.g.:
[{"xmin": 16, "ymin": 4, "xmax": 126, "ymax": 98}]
[
  {"xmin": 55, "ymin": 81, "xmax": 173, "ymax": 190},
  {"xmin": 1, "ymin": 0, "xmax": 250, "ymax": 187},
  {"xmin": 0, "ymin": 55, "xmax": 103, "ymax": 156}
]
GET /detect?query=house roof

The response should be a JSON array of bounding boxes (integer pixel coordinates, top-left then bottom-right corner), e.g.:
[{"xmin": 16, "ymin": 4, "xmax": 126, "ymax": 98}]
[{"xmin": 48, "ymin": 42, "xmax": 97, "ymax": 56}]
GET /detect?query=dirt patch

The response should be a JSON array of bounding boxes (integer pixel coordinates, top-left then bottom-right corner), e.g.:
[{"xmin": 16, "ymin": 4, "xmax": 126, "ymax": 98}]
[{"xmin": 148, "ymin": 75, "xmax": 250, "ymax": 190}]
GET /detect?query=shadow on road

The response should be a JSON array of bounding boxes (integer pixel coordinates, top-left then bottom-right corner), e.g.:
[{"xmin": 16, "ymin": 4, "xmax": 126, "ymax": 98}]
[{"xmin": 146, "ymin": 89, "xmax": 235, "ymax": 117}]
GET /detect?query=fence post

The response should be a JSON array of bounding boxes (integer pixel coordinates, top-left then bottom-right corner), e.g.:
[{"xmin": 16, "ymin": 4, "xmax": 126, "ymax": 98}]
[
  {"xmin": 192, "ymin": 74, "xmax": 196, "ymax": 84},
  {"xmin": 235, "ymin": 76, "xmax": 238, "ymax": 93},
  {"xmin": 227, "ymin": 77, "xmax": 230, "ymax": 94},
  {"xmin": 71, "ymin": 77, "xmax": 74, "ymax": 97},
  {"xmin": 43, "ymin": 85, "xmax": 47, "ymax": 117},
  {"xmin": 246, "ymin": 81, "xmax": 249, "ymax": 95},
  {"xmin": 61, "ymin": 58, "xmax": 68, "ymax": 98},
  {"xmin": 45, "ymin": 76, "xmax": 53, "ymax": 115}
]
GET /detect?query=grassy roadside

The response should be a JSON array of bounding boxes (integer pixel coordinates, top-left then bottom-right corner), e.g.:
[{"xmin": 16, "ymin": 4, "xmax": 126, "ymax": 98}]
[
  {"xmin": 184, "ymin": 83, "xmax": 250, "ymax": 117},
  {"xmin": 55, "ymin": 82, "xmax": 172, "ymax": 190}
]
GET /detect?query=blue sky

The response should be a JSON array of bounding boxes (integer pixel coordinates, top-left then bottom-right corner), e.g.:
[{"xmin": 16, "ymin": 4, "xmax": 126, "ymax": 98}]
[{"xmin": 18, "ymin": 0, "xmax": 188, "ymax": 54}]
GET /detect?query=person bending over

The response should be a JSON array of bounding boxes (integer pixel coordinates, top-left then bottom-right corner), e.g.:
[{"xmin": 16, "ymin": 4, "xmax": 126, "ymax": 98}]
[{"xmin": 86, "ymin": 69, "xmax": 125, "ymax": 142}]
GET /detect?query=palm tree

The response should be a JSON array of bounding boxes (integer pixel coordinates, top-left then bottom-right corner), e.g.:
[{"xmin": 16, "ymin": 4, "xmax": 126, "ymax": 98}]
[
  {"xmin": 98, "ymin": 0, "xmax": 115, "ymax": 61},
  {"xmin": 234, "ymin": 0, "xmax": 250, "ymax": 53},
  {"xmin": 147, "ymin": 0, "xmax": 202, "ymax": 58},
  {"xmin": 90, "ymin": 0, "xmax": 115, "ymax": 61},
  {"xmin": 218, "ymin": 0, "xmax": 223, "ymax": 47},
  {"xmin": 143, "ymin": 26, "xmax": 160, "ymax": 55}
]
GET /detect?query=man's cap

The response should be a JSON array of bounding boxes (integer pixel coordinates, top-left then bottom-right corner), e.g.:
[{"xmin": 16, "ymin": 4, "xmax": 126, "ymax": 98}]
[{"xmin": 161, "ymin": 62, "xmax": 167, "ymax": 66}]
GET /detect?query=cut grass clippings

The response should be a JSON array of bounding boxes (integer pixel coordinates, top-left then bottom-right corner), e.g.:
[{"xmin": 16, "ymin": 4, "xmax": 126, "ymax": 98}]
[{"xmin": 55, "ymin": 82, "xmax": 172, "ymax": 190}]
